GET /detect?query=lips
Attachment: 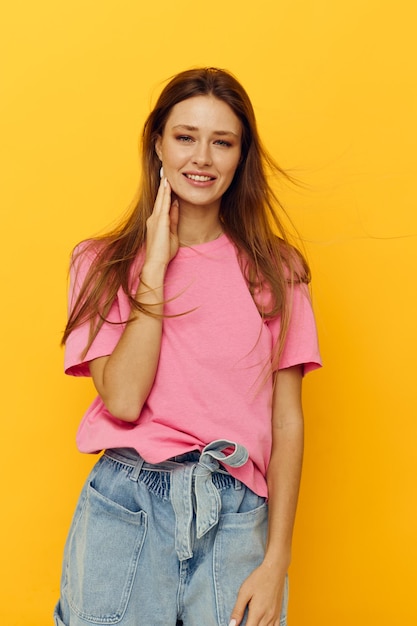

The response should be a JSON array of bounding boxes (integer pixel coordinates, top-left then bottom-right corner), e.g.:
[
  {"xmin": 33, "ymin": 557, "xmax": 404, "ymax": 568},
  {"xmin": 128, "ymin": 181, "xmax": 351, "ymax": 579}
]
[{"xmin": 183, "ymin": 172, "xmax": 216, "ymax": 182}]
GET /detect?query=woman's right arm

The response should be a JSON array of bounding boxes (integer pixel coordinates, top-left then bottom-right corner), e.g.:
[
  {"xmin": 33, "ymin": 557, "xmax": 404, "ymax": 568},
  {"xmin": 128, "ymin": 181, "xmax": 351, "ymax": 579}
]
[{"xmin": 89, "ymin": 178, "xmax": 179, "ymax": 422}]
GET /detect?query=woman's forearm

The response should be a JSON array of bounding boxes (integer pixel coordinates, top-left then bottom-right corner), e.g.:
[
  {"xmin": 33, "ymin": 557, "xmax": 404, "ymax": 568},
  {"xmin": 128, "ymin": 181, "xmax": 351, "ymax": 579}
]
[
  {"xmin": 264, "ymin": 365, "xmax": 304, "ymax": 569},
  {"xmin": 89, "ymin": 261, "xmax": 167, "ymax": 421},
  {"xmin": 264, "ymin": 415, "xmax": 304, "ymax": 570}
]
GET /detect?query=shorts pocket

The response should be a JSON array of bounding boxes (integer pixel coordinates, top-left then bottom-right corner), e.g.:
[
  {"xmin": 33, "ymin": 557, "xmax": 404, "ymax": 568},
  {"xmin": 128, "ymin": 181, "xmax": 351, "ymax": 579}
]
[
  {"xmin": 214, "ymin": 503, "xmax": 268, "ymax": 625},
  {"xmin": 64, "ymin": 481, "xmax": 147, "ymax": 624}
]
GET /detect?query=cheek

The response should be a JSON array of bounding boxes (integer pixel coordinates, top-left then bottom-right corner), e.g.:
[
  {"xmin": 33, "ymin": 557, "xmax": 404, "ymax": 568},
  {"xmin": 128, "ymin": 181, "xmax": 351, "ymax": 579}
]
[
  {"xmin": 225, "ymin": 159, "xmax": 240, "ymax": 181},
  {"xmin": 227, "ymin": 150, "xmax": 241, "ymax": 172}
]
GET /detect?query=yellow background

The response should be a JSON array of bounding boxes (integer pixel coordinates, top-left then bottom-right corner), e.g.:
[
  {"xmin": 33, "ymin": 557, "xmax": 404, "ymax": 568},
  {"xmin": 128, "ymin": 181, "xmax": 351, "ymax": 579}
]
[{"xmin": 1, "ymin": 1, "xmax": 416, "ymax": 624}]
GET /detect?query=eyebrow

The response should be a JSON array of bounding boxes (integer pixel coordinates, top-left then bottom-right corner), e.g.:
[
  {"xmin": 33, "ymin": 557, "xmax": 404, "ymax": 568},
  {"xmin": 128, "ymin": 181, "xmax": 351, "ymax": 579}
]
[{"xmin": 171, "ymin": 124, "xmax": 239, "ymax": 137}]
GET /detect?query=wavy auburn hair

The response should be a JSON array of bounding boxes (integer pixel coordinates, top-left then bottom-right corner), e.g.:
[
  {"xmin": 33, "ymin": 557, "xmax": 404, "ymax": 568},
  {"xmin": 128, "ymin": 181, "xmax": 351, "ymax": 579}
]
[{"xmin": 62, "ymin": 67, "xmax": 310, "ymax": 369}]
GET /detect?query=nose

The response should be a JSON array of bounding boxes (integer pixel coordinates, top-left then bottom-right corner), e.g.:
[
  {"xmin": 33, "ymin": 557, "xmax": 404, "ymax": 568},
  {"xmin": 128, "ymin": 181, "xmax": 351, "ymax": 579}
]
[{"xmin": 191, "ymin": 141, "xmax": 212, "ymax": 167}]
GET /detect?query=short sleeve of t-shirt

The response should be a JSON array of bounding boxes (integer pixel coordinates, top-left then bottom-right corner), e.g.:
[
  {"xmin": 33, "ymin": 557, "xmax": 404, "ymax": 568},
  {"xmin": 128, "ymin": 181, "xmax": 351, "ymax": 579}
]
[
  {"xmin": 266, "ymin": 282, "xmax": 321, "ymax": 375},
  {"xmin": 64, "ymin": 245, "xmax": 129, "ymax": 377},
  {"xmin": 64, "ymin": 243, "xmax": 321, "ymax": 378}
]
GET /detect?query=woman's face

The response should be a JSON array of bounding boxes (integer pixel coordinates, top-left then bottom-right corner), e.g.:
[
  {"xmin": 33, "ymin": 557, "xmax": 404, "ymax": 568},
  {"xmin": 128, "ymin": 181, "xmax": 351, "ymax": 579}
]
[{"xmin": 155, "ymin": 95, "xmax": 242, "ymax": 214}]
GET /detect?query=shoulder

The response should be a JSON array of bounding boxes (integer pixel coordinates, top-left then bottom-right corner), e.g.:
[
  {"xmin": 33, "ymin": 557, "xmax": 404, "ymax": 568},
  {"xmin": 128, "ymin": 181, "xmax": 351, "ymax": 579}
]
[
  {"xmin": 70, "ymin": 238, "xmax": 104, "ymax": 270},
  {"xmin": 67, "ymin": 239, "xmax": 111, "ymax": 310}
]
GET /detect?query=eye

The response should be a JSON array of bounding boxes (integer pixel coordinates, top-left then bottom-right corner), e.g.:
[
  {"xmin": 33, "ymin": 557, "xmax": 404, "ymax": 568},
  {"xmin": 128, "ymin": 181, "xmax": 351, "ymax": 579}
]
[
  {"xmin": 214, "ymin": 139, "xmax": 232, "ymax": 147},
  {"xmin": 176, "ymin": 135, "xmax": 194, "ymax": 143}
]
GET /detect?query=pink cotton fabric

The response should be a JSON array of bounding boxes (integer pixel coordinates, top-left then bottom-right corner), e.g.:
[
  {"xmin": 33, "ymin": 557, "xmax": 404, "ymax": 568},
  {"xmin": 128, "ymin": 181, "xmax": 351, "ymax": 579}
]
[{"xmin": 65, "ymin": 235, "xmax": 321, "ymax": 496}]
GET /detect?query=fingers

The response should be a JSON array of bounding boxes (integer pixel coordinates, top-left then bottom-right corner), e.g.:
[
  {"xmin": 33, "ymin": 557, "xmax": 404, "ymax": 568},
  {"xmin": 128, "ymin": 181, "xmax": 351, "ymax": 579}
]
[
  {"xmin": 229, "ymin": 581, "xmax": 283, "ymax": 626},
  {"xmin": 145, "ymin": 177, "xmax": 179, "ymax": 266},
  {"xmin": 229, "ymin": 588, "xmax": 249, "ymax": 626},
  {"xmin": 152, "ymin": 177, "xmax": 171, "ymax": 216},
  {"xmin": 151, "ymin": 177, "xmax": 179, "ymax": 238},
  {"xmin": 170, "ymin": 199, "xmax": 179, "ymax": 236}
]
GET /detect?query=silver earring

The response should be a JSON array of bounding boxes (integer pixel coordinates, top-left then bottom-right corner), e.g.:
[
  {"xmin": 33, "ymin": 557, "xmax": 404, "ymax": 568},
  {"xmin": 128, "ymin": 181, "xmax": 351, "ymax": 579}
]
[{"xmin": 159, "ymin": 165, "xmax": 164, "ymax": 179}]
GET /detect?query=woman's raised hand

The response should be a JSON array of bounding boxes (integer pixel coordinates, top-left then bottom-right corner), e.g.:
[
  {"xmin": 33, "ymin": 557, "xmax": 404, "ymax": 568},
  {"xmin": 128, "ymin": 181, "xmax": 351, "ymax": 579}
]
[
  {"xmin": 92, "ymin": 177, "xmax": 179, "ymax": 422},
  {"xmin": 145, "ymin": 177, "xmax": 179, "ymax": 268}
]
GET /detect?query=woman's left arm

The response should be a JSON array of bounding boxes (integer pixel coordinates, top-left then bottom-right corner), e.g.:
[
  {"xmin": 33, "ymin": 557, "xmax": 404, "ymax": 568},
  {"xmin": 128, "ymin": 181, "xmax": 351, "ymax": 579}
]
[{"xmin": 229, "ymin": 365, "xmax": 304, "ymax": 626}]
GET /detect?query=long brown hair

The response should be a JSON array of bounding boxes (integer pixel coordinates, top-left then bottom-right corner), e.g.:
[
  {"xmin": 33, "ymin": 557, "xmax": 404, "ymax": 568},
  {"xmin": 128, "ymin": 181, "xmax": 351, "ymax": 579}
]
[{"xmin": 62, "ymin": 67, "xmax": 310, "ymax": 369}]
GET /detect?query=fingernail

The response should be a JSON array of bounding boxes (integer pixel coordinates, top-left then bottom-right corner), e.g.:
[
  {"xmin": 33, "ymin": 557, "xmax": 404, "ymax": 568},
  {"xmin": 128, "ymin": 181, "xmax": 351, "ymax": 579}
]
[
  {"xmin": 228, "ymin": 620, "xmax": 237, "ymax": 626},
  {"xmin": 164, "ymin": 177, "xmax": 167, "ymax": 188}
]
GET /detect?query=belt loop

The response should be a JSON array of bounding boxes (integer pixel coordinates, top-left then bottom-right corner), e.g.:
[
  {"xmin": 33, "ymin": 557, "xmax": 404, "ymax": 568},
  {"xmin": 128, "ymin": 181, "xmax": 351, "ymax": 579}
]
[{"xmin": 129, "ymin": 456, "xmax": 144, "ymax": 482}]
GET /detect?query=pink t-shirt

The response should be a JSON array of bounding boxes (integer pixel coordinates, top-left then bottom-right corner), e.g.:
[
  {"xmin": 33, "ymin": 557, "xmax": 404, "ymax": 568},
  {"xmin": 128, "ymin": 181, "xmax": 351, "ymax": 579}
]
[{"xmin": 65, "ymin": 235, "xmax": 321, "ymax": 496}]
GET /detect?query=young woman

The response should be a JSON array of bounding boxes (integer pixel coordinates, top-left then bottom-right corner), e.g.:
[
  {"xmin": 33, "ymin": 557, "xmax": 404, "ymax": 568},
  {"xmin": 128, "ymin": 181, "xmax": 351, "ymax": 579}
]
[{"xmin": 54, "ymin": 67, "xmax": 321, "ymax": 626}]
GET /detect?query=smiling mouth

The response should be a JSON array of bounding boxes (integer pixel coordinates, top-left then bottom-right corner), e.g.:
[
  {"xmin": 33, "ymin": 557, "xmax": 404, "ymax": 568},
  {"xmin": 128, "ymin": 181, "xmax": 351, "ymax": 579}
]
[{"xmin": 184, "ymin": 173, "xmax": 215, "ymax": 182}]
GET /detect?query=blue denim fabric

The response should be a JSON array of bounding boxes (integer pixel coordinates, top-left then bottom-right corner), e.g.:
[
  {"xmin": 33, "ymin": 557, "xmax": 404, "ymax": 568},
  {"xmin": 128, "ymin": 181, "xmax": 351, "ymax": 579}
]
[{"xmin": 54, "ymin": 440, "xmax": 288, "ymax": 626}]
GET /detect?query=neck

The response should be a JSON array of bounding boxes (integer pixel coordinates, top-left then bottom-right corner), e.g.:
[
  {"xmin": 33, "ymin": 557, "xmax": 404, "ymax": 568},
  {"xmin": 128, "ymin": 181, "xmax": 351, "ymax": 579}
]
[
  {"xmin": 177, "ymin": 204, "xmax": 223, "ymax": 246},
  {"xmin": 178, "ymin": 226, "xmax": 224, "ymax": 246}
]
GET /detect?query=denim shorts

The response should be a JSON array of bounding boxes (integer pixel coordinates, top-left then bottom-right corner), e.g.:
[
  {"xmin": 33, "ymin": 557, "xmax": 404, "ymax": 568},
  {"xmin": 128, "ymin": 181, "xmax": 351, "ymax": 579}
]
[{"xmin": 54, "ymin": 440, "xmax": 288, "ymax": 626}]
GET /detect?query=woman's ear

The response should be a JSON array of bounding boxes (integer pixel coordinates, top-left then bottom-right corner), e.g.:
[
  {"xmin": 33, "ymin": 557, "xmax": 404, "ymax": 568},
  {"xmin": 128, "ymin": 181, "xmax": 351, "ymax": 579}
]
[{"xmin": 155, "ymin": 135, "xmax": 162, "ymax": 161}]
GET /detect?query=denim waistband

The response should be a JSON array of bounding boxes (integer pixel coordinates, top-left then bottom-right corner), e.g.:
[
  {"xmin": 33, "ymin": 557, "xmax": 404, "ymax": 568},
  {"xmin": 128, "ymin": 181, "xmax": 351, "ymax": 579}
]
[{"xmin": 104, "ymin": 440, "xmax": 249, "ymax": 561}]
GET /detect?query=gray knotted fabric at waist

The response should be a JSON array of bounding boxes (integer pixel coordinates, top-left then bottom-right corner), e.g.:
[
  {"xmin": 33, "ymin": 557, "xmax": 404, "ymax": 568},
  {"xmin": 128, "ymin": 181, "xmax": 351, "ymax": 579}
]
[{"xmin": 170, "ymin": 439, "xmax": 249, "ymax": 561}]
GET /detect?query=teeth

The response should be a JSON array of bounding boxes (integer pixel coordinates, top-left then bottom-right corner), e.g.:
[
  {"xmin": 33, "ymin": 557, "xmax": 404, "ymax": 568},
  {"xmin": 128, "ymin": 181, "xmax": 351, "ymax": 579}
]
[{"xmin": 186, "ymin": 174, "xmax": 213, "ymax": 182}]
